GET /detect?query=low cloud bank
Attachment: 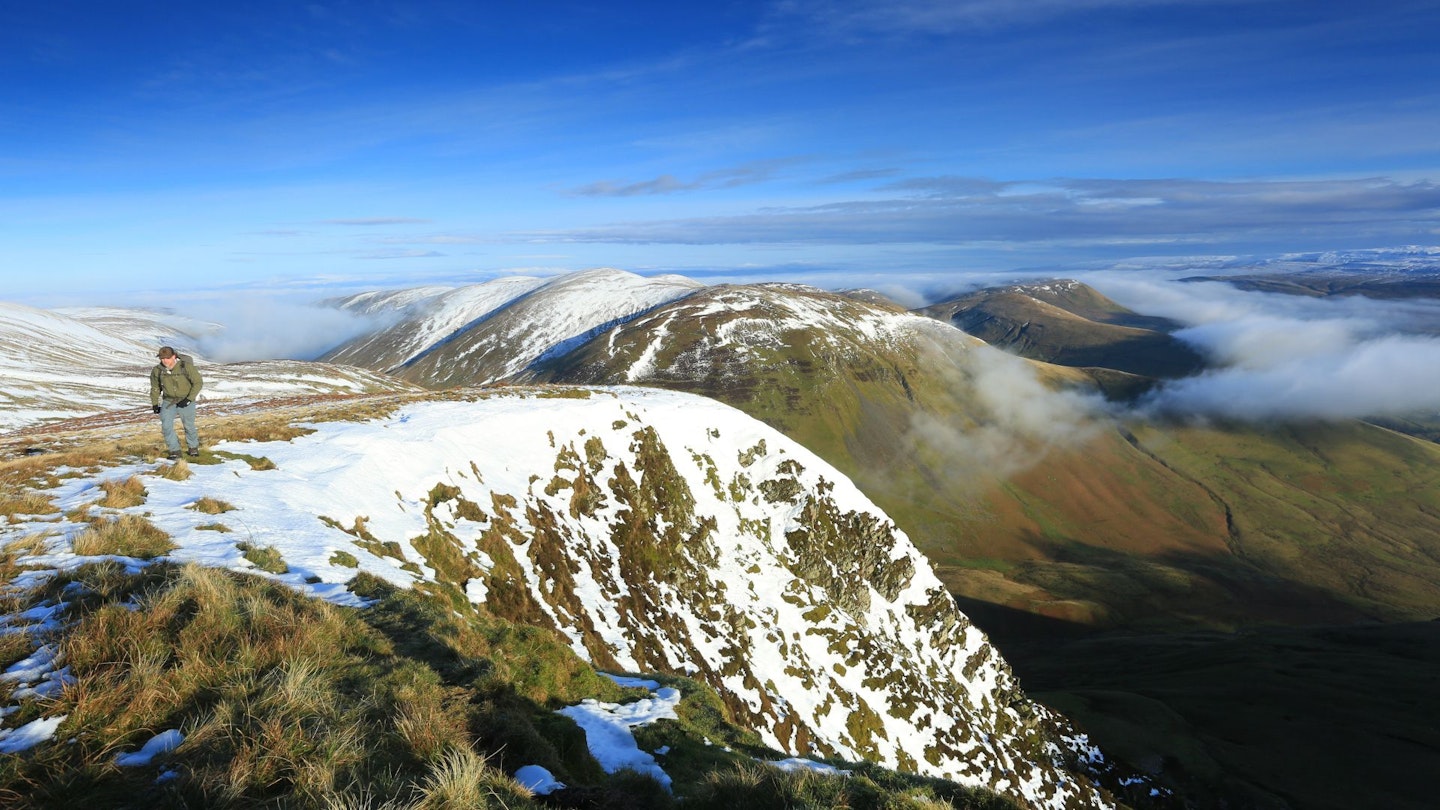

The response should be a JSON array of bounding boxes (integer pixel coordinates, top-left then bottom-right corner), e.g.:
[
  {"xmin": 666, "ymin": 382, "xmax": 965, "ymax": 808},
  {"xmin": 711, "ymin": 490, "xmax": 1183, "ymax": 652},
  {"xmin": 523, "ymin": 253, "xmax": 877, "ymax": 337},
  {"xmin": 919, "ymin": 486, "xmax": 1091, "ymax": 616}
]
[
  {"xmin": 907, "ymin": 336, "xmax": 1109, "ymax": 481},
  {"xmin": 1141, "ymin": 333, "xmax": 1440, "ymax": 420},
  {"xmin": 189, "ymin": 297, "xmax": 396, "ymax": 363},
  {"xmin": 1080, "ymin": 270, "xmax": 1440, "ymax": 420}
]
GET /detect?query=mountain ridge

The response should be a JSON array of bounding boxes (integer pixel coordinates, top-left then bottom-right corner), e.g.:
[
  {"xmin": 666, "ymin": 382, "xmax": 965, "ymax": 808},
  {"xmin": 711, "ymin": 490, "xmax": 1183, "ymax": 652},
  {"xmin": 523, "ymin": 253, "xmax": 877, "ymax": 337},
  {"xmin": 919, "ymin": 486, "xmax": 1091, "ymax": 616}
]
[
  {"xmin": 1, "ymin": 386, "xmax": 1121, "ymax": 808},
  {"xmin": 323, "ymin": 269, "xmax": 706, "ymax": 386}
]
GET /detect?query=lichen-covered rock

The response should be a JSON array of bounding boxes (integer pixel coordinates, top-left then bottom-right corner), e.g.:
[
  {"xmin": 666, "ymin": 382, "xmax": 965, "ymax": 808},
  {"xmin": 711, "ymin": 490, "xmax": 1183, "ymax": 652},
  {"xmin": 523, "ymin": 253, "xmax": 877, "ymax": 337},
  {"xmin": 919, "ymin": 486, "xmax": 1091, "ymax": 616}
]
[{"xmin": 296, "ymin": 388, "xmax": 1114, "ymax": 808}]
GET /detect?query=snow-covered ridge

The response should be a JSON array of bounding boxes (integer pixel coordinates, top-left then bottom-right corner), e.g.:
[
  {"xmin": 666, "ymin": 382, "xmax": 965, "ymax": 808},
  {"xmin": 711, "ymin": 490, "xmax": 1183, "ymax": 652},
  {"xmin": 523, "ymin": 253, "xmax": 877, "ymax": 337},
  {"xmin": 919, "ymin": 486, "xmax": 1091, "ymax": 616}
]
[
  {"xmin": 365, "ymin": 268, "xmax": 706, "ymax": 386},
  {"xmin": 450, "ymin": 269, "xmax": 705, "ymax": 380},
  {"xmin": 3, "ymin": 387, "xmax": 1112, "ymax": 808},
  {"xmin": 325, "ymin": 276, "xmax": 548, "ymax": 372},
  {"xmin": 329, "ymin": 285, "xmax": 455, "ymax": 316}
]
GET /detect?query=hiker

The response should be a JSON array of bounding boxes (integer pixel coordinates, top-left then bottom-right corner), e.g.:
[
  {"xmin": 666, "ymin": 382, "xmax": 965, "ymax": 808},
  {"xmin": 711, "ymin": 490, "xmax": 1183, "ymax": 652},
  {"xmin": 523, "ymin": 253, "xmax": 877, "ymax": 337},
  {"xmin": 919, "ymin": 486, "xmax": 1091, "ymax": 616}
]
[{"xmin": 149, "ymin": 346, "xmax": 203, "ymax": 460}]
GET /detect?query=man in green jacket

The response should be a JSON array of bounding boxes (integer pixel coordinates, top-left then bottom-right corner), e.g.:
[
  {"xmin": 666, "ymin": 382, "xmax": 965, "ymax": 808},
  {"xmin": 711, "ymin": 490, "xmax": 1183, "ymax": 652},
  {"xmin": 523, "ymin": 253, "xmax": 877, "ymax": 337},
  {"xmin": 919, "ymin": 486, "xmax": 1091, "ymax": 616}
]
[{"xmin": 149, "ymin": 346, "xmax": 203, "ymax": 460}]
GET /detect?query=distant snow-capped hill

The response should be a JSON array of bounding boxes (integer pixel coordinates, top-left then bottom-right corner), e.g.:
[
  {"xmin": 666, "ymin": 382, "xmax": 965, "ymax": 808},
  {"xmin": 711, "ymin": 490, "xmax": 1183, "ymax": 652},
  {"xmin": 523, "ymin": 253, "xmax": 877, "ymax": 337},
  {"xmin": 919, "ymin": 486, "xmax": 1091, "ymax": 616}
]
[
  {"xmin": 0, "ymin": 301, "xmax": 417, "ymax": 432},
  {"xmin": 328, "ymin": 284, "xmax": 455, "ymax": 316},
  {"xmin": 52, "ymin": 305, "xmax": 221, "ymax": 351},
  {"xmin": 522, "ymin": 282, "xmax": 1174, "ymax": 609},
  {"xmin": 323, "ymin": 276, "xmax": 548, "ymax": 373},
  {"xmin": 1, "ymin": 300, "xmax": 164, "ymax": 368},
  {"xmin": 10, "ymin": 386, "xmax": 1115, "ymax": 807},
  {"xmin": 937, "ymin": 279, "xmax": 1182, "ymax": 331},
  {"xmin": 1179, "ymin": 247, "xmax": 1440, "ymax": 301},
  {"xmin": 323, "ymin": 269, "xmax": 704, "ymax": 386}
]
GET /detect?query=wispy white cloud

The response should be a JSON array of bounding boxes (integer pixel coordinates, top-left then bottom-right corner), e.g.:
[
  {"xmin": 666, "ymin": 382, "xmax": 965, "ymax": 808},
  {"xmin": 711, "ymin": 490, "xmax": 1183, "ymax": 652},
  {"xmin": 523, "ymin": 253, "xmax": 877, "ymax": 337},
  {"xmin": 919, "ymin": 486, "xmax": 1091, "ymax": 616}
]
[
  {"xmin": 320, "ymin": 217, "xmax": 433, "ymax": 226},
  {"xmin": 906, "ymin": 336, "xmax": 1109, "ymax": 481},
  {"xmin": 569, "ymin": 158, "xmax": 805, "ymax": 197},
  {"xmin": 515, "ymin": 176, "xmax": 1440, "ymax": 252},
  {"xmin": 353, "ymin": 249, "xmax": 445, "ymax": 260},
  {"xmin": 771, "ymin": 0, "xmax": 1248, "ymax": 36},
  {"xmin": 815, "ymin": 167, "xmax": 903, "ymax": 185},
  {"xmin": 372, "ymin": 233, "xmax": 489, "ymax": 245}
]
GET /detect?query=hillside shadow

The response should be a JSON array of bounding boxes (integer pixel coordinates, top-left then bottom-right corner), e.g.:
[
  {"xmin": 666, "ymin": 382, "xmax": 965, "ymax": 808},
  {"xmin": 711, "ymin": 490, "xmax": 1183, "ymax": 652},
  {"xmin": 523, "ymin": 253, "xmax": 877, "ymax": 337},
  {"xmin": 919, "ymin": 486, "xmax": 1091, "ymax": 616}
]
[
  {"xmin": 950, "ymin": 538, "xmax": 1440, "ymax": 810},
  {"xmin": 1008, "ymin": 620, "xmax": 1440, "ymax": 810},
  {"xmin": 996, "ymin": 535, "xmax": 1382, "ymax": 633},
  {"xmin": 949, "ymin": 594, "xmax": 1097, "ymax": 645}
]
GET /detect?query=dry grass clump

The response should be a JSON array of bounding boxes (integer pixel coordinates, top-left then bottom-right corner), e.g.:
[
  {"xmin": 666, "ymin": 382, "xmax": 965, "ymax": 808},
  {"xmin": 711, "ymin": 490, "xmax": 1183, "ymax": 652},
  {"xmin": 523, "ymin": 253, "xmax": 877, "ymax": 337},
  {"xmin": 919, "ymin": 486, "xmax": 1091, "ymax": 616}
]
[
  {"xmin": 0, "ymin": 492, "xmax": 58, "ymax": 522},
  {"xmin": 36, "ymin": 565, "xmax": 381, "ymax": 805},
  {"xmin": 0, "ymin": 430, "xmax": 157, "ymax": 495},
  {"xmin": 0, "ymin": 563, "xmax": 567, "ymax": 808},
  {"xmin": 195, "ymin": 523, "xmax": 232, "ymax": 533},
  {"xmin": 97, "ymin": 476, "xmax": 147, "ymax": 509},
  {"xmin": 685, "ymin": 762, "xmax": 1007, "ymax": 810},
  {"xmin": 236, "ymin": 542, "xmax": 289, "ymax": 575},
  {"xmin": 412, "ymin": 747, "xmax": 540, "ymax": 810},
  {"xmin": 0, "ymin": 532, "xmax": 52, "ymax": 584},
  {"xmin": 214, "ymin": 418, "xmax": 315, "ymax": 444},
  {"xmin": 2, "ymin": 531, "xmax": 51, "ymax": 561},
  {"xmin": 330, "ymin": 550, "xmax": 360, "ymax": 568},
  {"xmin": 0, "ymin": 627, "xmax": 34, "ymax": 682},
  {"xmin": 387, "ymin": 664, "xmax": 470, "ymax": 764},
  {"xmin": 210, "ymin": 450, "xmax": 277, "ymax": 471},
  {"xmin": 188, "ymin": 496, "xmax": 235, "ymax": 515},
  {"xmin": 154, "ymin": 460, "xmax": 192, "ymax": 481},
  {"xmin": 70, "ymin": 514, "xmax": 175, "ymax": 559}
]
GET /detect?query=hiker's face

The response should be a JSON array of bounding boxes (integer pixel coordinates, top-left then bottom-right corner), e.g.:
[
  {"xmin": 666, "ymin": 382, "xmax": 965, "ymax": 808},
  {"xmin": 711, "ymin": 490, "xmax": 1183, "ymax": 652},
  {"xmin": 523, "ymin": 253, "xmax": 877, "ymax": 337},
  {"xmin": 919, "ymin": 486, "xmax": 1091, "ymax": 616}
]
[{"xmin": 161, "ymin": 356, "xmax": 177, "ymax": 369}]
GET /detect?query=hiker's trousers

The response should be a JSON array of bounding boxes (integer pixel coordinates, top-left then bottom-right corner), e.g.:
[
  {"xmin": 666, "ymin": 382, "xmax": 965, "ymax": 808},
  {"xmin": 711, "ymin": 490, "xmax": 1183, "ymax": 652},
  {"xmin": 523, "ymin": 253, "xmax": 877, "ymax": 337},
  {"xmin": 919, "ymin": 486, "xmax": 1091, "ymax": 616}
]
[{"xmin": 160, "ymin": 400, "xmax": 198, "ymax": 453}]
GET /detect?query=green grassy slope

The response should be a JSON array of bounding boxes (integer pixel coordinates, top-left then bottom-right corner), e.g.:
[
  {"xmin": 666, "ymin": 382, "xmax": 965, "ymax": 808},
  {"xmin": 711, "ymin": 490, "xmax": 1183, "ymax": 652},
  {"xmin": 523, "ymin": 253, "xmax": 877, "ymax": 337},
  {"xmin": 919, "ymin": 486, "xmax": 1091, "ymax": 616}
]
[
  {"xmin": 1128, "ymin": 419, "xmax": 1440, "ymax": 621},
  {"xmin": 942, "ymin": 418, "xmax": 1440, "ymax": 630},
  {"xmin": 540, "ymin": 284, "xmax": 1440, "ymax": 632}
]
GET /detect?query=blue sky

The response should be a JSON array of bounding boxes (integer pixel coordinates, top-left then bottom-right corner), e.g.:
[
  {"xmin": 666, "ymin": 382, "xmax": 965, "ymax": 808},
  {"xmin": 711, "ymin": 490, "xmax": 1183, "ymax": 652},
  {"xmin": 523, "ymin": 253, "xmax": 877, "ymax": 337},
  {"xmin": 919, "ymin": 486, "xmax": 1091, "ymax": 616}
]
[{"xmin": 3, "ymin": 0, "xmax": 1439, "ymax": 305}]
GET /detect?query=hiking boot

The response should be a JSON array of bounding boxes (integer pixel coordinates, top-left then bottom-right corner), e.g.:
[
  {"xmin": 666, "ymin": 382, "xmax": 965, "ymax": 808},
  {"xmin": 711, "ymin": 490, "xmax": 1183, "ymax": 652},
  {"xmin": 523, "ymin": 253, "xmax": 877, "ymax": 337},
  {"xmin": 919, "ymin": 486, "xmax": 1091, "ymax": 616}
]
[
  {"xmin": 187, "ymin": 449, "xmax": 200, "ymax": 458},
  {"xmin": 167, "ymin": 452, "xmax": 179, "ymax": 460}
]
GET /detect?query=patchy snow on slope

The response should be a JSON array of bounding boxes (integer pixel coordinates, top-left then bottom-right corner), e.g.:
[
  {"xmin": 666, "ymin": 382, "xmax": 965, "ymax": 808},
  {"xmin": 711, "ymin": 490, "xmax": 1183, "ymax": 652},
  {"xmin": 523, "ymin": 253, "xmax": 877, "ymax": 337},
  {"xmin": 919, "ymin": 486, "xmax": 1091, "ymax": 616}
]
[
  {"xmin": 559, "ymin": 683, "xmax": 681, "ymax": 790},
  {"xmin": 115, "ymin": 729, "xmax": 185, "ymax": 767},
  {"xmin": 595, "ymin": 284, "xmax": 984, "ymax": 385},
  {"xmin": 0, "ymin": 714, "xmax": 67, "ymax": 754},
  {"xmin": 0, "ymin": 302, "xmax": 416, "ymax": 432},
  {"xmin": 0, "ymin": 387, "xmax": 1112, "ymax": 808}
]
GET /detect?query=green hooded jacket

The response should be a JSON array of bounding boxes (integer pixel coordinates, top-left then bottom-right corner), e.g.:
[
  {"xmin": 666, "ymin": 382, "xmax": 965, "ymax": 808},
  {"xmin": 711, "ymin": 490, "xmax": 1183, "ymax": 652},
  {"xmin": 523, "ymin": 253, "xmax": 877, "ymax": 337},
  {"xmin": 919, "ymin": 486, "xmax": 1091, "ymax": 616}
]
[{"xmin": 150, "ymin": 354, "xmax": 203, "ymax": 406}]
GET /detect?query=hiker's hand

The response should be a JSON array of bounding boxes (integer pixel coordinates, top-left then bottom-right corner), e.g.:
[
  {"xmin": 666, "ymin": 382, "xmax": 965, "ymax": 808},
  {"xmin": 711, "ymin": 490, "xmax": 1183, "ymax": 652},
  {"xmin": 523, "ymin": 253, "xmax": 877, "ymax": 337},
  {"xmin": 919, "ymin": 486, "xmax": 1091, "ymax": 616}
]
[
  {"xmin": 153, "ymin": 405, "xmax": 162, "ymax": 414},
  {"xmin": 177, "ymin": 398, "xmax": 191, "ymax": 408}
]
